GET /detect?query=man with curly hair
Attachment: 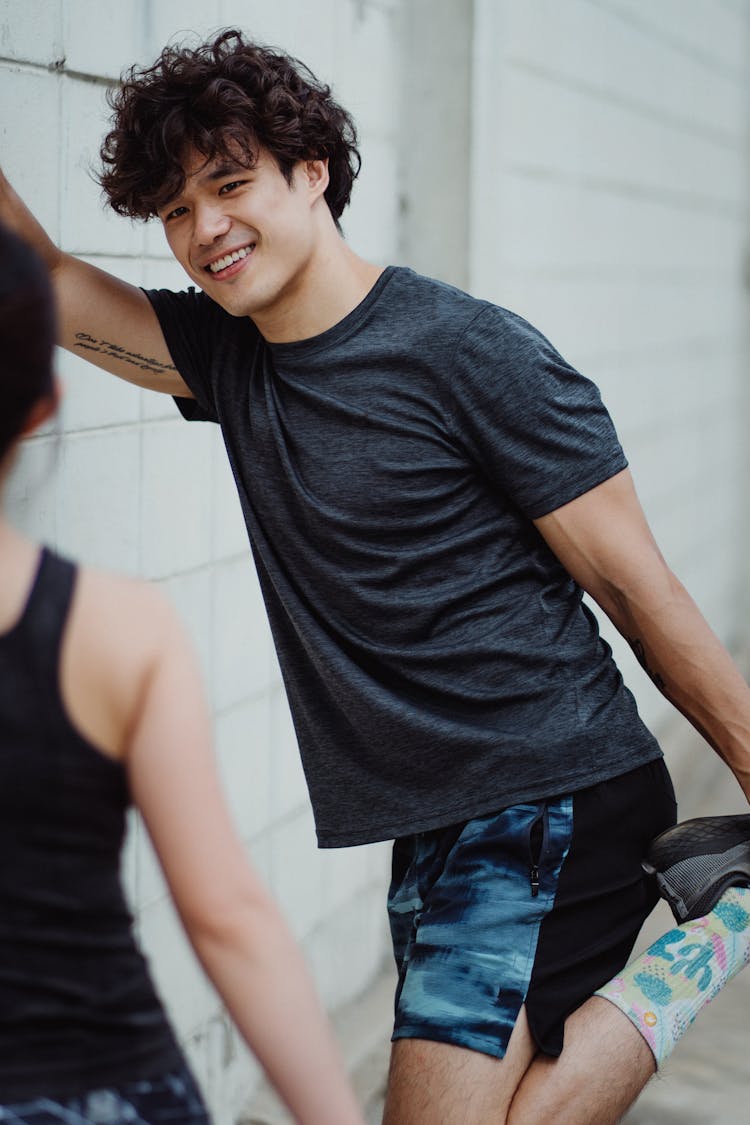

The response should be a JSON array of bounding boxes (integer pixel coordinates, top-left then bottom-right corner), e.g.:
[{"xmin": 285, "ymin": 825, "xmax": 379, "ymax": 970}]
[{"xmin": 3, "ymin": 28, "xmax": 750, "ymax": 1125}]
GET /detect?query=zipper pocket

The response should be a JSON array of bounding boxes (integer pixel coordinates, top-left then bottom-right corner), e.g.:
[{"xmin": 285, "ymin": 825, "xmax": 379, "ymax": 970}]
[{"xmin": 528, "ymin": 804, "xmax": 547, "ymax": 898}]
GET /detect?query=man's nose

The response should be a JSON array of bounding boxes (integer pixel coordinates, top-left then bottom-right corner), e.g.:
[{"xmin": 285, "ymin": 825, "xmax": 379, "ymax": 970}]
[{"xmin": 193, "ymin": 203, "xmax": 231, "ymax": 246}]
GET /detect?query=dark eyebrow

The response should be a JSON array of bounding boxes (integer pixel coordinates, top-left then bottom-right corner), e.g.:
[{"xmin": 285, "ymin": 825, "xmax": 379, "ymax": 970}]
[
  {"xmin": 158, "ymin": 158, "xmax": 255, "ymax": 211},
  {"xmin": 202, "ymin": 161, "xmax": 253, "ymax": 183}
]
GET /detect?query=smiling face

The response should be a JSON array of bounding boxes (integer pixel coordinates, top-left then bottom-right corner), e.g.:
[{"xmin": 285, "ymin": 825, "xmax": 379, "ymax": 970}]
[{"xmin": 158, "ymin": 145, "xmax": 331, "ymax": 332}]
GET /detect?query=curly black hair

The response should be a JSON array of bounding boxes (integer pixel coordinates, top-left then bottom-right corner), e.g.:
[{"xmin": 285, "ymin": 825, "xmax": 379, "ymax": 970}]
[
  {"xmin": 0, "ymin": 222, "xmax": 56, "ymax": 462},
  {"xmin": 98, "ymin": 29, "xmax": 361, "ymax": 226}
]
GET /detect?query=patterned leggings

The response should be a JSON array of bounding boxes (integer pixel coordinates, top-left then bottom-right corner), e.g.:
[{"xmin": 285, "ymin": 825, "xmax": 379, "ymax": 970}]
[{"xmin": 0, "ymin": 1065, "xmax": 210, "ymax": 1124}]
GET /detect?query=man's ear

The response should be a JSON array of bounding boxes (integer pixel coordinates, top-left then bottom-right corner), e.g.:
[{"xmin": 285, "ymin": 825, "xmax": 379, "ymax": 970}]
[
  {"xmin": 20, "ymin": 377, "xmax": 62, "ymax": 437},
  {"xmin": 302, "ymin": 158, "xmax": 330, "ymax": 204}
]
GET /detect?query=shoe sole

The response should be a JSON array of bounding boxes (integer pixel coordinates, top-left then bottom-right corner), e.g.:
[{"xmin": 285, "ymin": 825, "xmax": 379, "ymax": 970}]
[{"xmin": 643, "ymin": 814, "xmax": 750, "ymax": 923}]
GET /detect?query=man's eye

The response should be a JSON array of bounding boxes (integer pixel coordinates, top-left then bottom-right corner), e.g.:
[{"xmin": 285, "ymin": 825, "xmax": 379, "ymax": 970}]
[
  {"xmin": 218, "ymin": 180, "xmax": 245, "ymax": 195},
  {"xmin": 164, "ymin": 206, "xmax": 188, "ymax": 222}
]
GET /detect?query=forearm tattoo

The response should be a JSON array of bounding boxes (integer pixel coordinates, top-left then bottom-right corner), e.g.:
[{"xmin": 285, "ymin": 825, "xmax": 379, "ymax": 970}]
[
  {"xmin": 74, "ymin": 332, "xmax": 176, "ymax": 377},
  {"xmin": 629, "ymin": 637, "xmax": 666, "ymax": 691}
]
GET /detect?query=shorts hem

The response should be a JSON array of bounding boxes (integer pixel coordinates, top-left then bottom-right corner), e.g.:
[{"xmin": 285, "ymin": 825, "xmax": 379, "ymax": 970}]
[{"xmin": 392, "ymin": 1024, "xmax": 507, "ymax": 1060}]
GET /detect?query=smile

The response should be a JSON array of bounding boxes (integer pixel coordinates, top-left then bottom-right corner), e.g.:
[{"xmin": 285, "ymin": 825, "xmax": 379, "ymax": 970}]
[{"xmin": 206, "ymin": 243, "xmax": 255, "ymax": 275}]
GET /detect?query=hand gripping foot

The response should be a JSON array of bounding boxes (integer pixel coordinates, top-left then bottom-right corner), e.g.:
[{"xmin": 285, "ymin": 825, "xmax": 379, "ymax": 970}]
[{"xmin": 643, "ymin": 814, "xmax": 750, "ymax": 923}]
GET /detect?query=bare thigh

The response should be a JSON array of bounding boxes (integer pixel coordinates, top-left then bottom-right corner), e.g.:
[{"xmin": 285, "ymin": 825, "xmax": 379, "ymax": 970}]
[
  {"xmin": 507, "ymin": 996, "xmax": 655, "ymax": 1125},
  {"xmin": 382, "ymin": 1005, "xmax": 538, "ymax": 1125},
  {"xmin": 382, "ymin": 996, "xmax": 655, "ymax": 1125}
]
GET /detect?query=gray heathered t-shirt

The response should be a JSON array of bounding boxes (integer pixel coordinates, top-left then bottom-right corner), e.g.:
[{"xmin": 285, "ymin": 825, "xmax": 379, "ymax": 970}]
[{"xmin": 145, "ymin": 266, "xmax": 661, "ymax": 847}]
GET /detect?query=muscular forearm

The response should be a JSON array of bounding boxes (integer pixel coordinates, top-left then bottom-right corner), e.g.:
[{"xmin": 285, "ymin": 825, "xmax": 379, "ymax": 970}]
[
  {"xmin": 601, "ymin": 568, "xmax": 750, "ymax": 798},
  {"xmin": 188, "ymin": 892, "xmax": 364, "ymax": 1125},
  {"xmin": 535, "ymin": 470, "xmax": 750, "ymax": 800},
  {"xmin": 0, "ymin": 166, "xmax": 188, "ymax": 394}
]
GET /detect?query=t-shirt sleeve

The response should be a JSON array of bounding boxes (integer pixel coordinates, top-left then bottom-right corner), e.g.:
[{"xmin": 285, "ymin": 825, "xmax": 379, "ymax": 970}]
[
  {"xmin": 448, "ymin": 305, "xmax": 628, "ymax": 519},
  {"xmin": 142, "ymin": 286, "xmax": 221, "ymax": 423}
]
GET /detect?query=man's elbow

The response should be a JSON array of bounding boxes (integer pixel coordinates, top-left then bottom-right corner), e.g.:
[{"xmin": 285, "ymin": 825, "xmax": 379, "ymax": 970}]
[{"xmin": 592, "ymin": 557, "xmax": 685, "ymax": 631}]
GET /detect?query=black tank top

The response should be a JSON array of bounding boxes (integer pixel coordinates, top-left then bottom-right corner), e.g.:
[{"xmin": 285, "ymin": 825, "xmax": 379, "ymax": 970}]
[{"xmin": 0, "ymin": 548, "xmax": 182, "ymax": 1100}]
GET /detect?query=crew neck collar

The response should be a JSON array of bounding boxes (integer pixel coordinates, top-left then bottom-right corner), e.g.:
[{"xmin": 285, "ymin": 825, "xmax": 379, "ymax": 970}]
[{"xmin": 267, "ymin": 266, "xmax": 398, "ymax": 360}]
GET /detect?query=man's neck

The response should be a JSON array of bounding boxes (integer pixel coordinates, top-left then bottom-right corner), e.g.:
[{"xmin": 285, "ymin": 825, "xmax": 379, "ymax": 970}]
[{"xmin": 254, "ymin": 239, "xmax": 383, "ymax": 344}]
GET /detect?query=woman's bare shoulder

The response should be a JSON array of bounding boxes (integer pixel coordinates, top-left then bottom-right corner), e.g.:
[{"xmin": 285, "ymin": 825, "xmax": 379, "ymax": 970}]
[{"xmin": 62, "ymin": 565, "xmax": 187, "ymax": 760}]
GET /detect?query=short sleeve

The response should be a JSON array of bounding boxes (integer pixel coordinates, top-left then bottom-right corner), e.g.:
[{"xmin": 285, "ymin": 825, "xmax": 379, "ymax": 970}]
[
  {"xmin": 143, "ymin": 286, "xmax": 222, "ymax": 423},
  {"xmin": 448, "ymin": 306, "xmax": 627, "ymax": 518}
]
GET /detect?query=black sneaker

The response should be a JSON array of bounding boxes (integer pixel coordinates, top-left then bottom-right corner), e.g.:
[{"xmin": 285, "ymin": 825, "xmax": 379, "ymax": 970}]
[{"xmin": 643, "ymin": 814, "xmax": 750, "ymax": 923}]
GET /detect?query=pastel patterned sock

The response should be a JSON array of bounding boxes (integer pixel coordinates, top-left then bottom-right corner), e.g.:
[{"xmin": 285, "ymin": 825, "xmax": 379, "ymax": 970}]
[{"xmin": 595, "ymin": 886, "xmax": 750, "ymax": 1067}]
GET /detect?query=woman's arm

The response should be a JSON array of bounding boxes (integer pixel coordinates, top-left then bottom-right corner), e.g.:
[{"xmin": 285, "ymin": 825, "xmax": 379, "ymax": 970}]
[{"xmin": 124, "ymin": 593, "xmax": 364, "ymax": 1125}]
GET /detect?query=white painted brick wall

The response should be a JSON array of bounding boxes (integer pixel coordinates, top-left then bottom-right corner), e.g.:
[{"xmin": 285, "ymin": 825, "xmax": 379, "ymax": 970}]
[
  {"xmin": 471, "ymin": 0, "xmax": 750, "ymax": 732},
  {"xmin": 1, "ymin": 2, "xmax": 396, "ymax": 1120}
]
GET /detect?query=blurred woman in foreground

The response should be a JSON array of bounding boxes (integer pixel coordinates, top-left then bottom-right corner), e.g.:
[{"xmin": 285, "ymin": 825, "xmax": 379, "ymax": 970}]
[{"xmin": 0, "ymin": 219, "xmax": 364, "ymax": 1125}]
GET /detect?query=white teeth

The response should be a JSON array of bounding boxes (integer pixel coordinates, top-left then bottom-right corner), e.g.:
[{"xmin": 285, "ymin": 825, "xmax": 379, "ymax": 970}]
[{"xmin": 208, "ymin": 245, "xmax": 252, "ymax": 273}]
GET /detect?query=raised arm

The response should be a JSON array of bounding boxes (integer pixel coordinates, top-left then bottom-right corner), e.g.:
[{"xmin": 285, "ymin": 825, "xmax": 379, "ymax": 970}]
[
  {"xmin": 534, "ymin": 467, "xmax": 750, "ymax": 800},
  {"xmin": 123, "ymin": 592, "xmax": 364, "ymax": 1125},
  {"xmin": 0, "ymin": 167, "xmax": 192, "ymax": 397}
]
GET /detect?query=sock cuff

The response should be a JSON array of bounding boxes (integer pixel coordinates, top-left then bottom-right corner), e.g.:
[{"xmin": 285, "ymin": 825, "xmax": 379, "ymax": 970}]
[
  {"xmin": 594, "ymin": 979, "xmax": 664, "ymax": 1067},
  {"xmin": 595, "ymin": 887, "xmax": 750, "ymax": 1069}
]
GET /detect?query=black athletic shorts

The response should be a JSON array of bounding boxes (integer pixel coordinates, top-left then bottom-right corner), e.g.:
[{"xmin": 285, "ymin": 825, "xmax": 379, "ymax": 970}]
[{"xmin": 388, "ymin": 757, "xmax": 678, "ymax": 1058}]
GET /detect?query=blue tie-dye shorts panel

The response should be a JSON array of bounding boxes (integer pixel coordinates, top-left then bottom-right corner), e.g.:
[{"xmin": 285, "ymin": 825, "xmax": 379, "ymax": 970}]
[
  {"xmin": 0, "ymin": 1064, "xmax": 209, "ymax": 1125},
  {"xmin": 388, "ymin": 798, "xmax": 574, "ymax": 1058}
]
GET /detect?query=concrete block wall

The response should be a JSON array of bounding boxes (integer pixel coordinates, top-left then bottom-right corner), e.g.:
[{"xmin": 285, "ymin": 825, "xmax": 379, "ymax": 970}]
[
  {"xmin": 1, "ymin": 2, "xmax": 398, "ymax": 1120},
  {"xmin": 469, "ymin": 0, "xmax": 750, "ymax": 734}
]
